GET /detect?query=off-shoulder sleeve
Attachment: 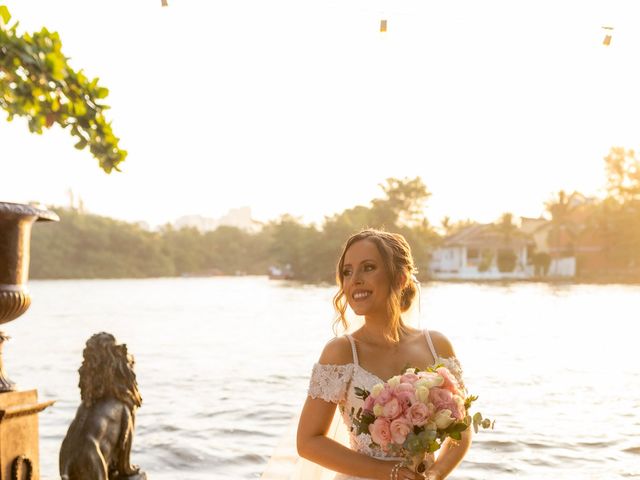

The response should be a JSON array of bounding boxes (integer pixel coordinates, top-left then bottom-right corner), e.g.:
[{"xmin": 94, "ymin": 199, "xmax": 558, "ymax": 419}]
[{"xmin": 307, "ymin": 363, "xmax": 354, "ymax": 404}]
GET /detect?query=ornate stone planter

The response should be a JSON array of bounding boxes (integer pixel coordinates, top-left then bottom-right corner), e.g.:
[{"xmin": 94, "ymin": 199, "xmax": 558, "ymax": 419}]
[
  {"xmin": 0, "ymin": 202, "xmax": 58, "ymax": 480},
  {"xmin": 0, "ymin": 202, "xmax": 59, "ymax": 391}
]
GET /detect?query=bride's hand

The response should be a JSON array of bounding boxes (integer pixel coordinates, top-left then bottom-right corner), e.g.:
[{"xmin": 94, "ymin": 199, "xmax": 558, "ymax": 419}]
[
  {"xmin": 423, "ymin": 468, "xmax": 443, "ymax": 480},
  {"xmin": 381, "ymin": 463, "xmax": 427, "ymax": 480}
]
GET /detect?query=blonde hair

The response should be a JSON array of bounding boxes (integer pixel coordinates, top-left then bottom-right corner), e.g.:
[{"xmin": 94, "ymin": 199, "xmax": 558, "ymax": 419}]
[{"xmin": 332, "ymin": 229, "xmax": 418, "ymax": 343}]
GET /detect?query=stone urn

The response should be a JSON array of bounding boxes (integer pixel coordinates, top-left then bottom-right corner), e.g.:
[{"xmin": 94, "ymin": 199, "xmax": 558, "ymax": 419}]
[{"xmin": 0, "ymin": 202, "xmax": 59, "ymax": 391}]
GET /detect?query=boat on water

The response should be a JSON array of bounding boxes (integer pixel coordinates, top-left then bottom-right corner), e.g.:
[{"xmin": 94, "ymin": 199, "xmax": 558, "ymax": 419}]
[{"xmin": 268, "ymin": 265, "xmax": 294, "ymax": 280}]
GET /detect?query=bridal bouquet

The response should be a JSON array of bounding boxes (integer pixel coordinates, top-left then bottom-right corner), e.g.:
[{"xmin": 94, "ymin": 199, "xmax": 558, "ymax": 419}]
[{"xmin": 352, "ymin": 364, "xmax": 493, "ymax": 473}]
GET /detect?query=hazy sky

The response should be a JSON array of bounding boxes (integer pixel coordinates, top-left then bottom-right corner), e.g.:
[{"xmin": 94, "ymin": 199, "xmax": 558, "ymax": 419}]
[{"xmin": 2, "ymin": 0, "xmax": 640, "ymax": 228}]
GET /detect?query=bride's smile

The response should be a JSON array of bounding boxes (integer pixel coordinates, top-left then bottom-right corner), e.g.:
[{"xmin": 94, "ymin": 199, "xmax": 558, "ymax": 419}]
[{"xmin": 342, "ymin": 239, "xmax": 391, "ymax": 319}]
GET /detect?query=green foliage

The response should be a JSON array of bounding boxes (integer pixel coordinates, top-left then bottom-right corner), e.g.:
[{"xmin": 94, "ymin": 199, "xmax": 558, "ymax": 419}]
[
  {"xmin": 30, "ymin": 208, "xmax": 264, "ymax": 279},
  {"xmin": 31, "ymin": 208, "xmax": 175, "ymax": 278},
  {"xmin": 441, "ymin": 420, "xmax": 468, "ymax": 441},
  {"xmin": 262, "ymin": 215, "xmax": 324, "ymax": 281},
  {"xmin": 531, "ymin": 252, "xmax": 551, "ymax": 276},
  {"xmin": 0, "ymin": 5, "xmax": 125, "ymax": 172},
  {"xmin": 353, "ymin": 409, "xmax": 375, "ymax": 436},
  {"xmin": 470, "ymin": 411, "xmax": 495, "ymax": 433},
  {"xmin": 605, "ymin": 147, "xmax": 640, "ymax": 203},
  {"xmin": 478, "ymin": 249, "xmax": 494, "ymax": 272},
  {"xmin": 354, "ymin": 386, "xmax": 369, "ymax": 400},
  {"xmin": 496, "ymin": 249, "xmax": 517, "ymax": 273},
  {"xmin": 29, "ymin": 177, "xmax": 441, "ymax": 280}
]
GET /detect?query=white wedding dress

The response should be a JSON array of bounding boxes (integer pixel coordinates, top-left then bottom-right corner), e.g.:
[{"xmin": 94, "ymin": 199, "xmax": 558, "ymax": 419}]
[{"xmin": 304, "ymin": 329, "xmax": 466, "ymax": 480}]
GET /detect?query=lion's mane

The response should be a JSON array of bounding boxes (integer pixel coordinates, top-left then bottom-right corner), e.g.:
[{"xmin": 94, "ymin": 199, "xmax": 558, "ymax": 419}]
[{"xmin": 78, "ymin": 332, "xmax": 142, "ymax": 410}]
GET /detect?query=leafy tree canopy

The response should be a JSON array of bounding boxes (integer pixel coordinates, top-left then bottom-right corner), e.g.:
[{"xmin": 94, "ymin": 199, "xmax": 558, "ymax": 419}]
[
  {"xmin": 0, "ymin": 5, "xmax": 125, "ymax": 172},
  {"xmin": 605, "ymin": 147, "xmax": 640, "ymax": 204}
]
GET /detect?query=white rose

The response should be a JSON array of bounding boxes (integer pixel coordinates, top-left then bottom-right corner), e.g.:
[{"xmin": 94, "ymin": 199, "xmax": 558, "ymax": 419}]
[
  {"xmin": 373, "ymin": 404, "xmax": 384, "ymax": 417},
  {"xmin": 433, "ymin": 409, "xmax": 455, "ymax": 429},
  {"xmin": 371, "ymin": 383, "xmax": 385, "ymax": 398},
  {"xmin": 416, "ymin": 386, "xmax": 429, "ymax": 403},
  {"xmin": 454, "ymin": 395, "xmax": 465, "ymax": 414},
  {"xmin": 417, "ymin": 372, "xmax": 444, "ymax": 389},
  {"xmin": 388, "ymin": 375, "xmax": 401, "ymax": 388},
  {"xmin": 405, "ymin": 368, "xmax": 416, "ymax": 374}
]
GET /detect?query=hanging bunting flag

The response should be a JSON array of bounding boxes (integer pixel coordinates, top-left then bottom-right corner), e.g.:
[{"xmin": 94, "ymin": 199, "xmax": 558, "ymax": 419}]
[
  {"xmin": 602, "ymin": 26, "xmax": 613, "ymax": 46},
  {"xmin": 380, "ymin": 19, "xmax": 387, "ymax": 33}
]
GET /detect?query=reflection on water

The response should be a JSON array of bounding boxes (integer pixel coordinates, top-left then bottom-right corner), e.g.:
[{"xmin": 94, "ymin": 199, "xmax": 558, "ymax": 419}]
[{"xmin": 5, "ymin": 278, "xmax": 640, "ymax": 479}]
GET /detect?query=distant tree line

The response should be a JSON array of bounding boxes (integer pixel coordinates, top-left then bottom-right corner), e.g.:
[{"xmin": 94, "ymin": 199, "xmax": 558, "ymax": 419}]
[
  {"xmin": 540, "ymin": 147, "xmax": 640, "ymax": 275},
  {"xmin": 30, "ymin": 148, "xmax": 640, "ymax": 282},
  {"xmin": 31, "ymin": 177, "xmax": 440, "ymax": 282}
]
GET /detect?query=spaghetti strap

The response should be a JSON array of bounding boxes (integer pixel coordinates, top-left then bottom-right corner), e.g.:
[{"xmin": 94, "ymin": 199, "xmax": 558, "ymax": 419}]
[
  {"xmin": 345, "ymin": 334, "xmax": 359, "ymax": 365},
  {"xmin": 423, "ymin": 329, "xmax": 438, "ymax": 361}
]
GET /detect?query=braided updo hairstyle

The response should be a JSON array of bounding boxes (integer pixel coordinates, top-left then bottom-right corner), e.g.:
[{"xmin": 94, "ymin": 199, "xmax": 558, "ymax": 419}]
[{"xmin": 333, "ymin": 229, "xmax": 418, "ymax": 343}]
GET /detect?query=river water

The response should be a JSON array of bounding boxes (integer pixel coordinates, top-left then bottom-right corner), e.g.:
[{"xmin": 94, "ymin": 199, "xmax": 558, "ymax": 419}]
[{"xmin": 4, "ymin": 277, "xmax": 639, "ymax": 479}]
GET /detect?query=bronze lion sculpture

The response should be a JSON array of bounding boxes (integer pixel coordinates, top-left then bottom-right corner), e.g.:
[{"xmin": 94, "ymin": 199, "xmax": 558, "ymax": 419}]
[{"xmin": 60, "ymin": 332, "xmax": 146, "ymax": 480}]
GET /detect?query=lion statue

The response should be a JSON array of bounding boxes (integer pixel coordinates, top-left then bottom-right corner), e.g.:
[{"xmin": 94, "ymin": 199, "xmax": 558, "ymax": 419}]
[{"xmin": 60, "ymin": 332, "xmax": 146, "ymax": 480}]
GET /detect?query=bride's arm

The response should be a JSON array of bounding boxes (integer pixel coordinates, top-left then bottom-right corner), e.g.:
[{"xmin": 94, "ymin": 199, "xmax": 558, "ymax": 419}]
[
  {"xmin": 297, "ymin": 338, "xmax": 422, "ymax": 480},
  {"xmin": 427, "ymin": 428, "xmax": 472, "ymax": 479},
  {"xmin": 297, "ymin": 396, "xmax": 395, "ymax": 480},
  {"xmin": 427, "ymin": 331, "xmax": 473, "ymax": 480}
]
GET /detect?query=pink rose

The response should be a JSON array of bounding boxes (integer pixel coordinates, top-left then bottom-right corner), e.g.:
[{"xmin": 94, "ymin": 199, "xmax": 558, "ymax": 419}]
[
  {"xmin": 374, "ymin": 386, "xmax": 393, "ymax": 406},
  {"xmin": 407, "ymin": 402, "xmax": 430, "ymax": 426},
  {"xmin": 382, "ymin": 397, "xmax": 402, "ymax": 419},
  {"xmin": 429, "ymin": 386, "xmax": 452, "ymax": 407},
  {"xmin": 451, "ymin": 394, "xmax": 465, "ymax": 420},
  {"xmin": 363, "ymin": 394, "xmax": 375, "ymax": 413},
  {"xmin": 395, "ymin": 382, "xmax": 414, "ymax": 394},
  {"xmin": 400, "ymin": 372, "xmax": 420, "ymax": 384},
  {"xmin": 390, "ymin": 417, "xmax": 413, "ymax": 444},
  {"xmin": 436, "ymin": 367, "xmax": 461, "ymax": 395},
  {"xmin": 395, "ymin": 389, "xmax": 416, "ymax": 412},
  {"xmin": 429, "ymin": 388, "xmax": 463, "ymax": 420},
  {"xmin": 369, "ymin": 417, "xmax": 391, "ymax": 449}
]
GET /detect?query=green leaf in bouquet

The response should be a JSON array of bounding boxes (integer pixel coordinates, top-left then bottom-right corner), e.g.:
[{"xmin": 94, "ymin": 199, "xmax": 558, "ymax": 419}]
[
  {"xmin": 419, "ymin": 428, "xmax": 436, "ymax": 443},
  {"xmin": 472, "ymin": 412, "xmax": 483, "ymax": 433},
  {"xmin": 0, "ymin": 5, "xmax": 11, "ymax": 25},
  {"xmin": 354, "ymin": 386, "xmax": 369, "ymax": 400},
  {"xmin": 415, "ymin": 427, "xmax": 437, "ymax": 453},
  {"xmin": 404, "ymin": 432, "xmax": 423, "ymax": 455},
  {"xmin": 353, "ymin": 411, "xmax": 375, "ymax": 436},
  {"xmin": 388, "ymin": 443, "xmax": 403, "ymax": 457},
  {"xmin": 464, "ymin": 395, "xmax": 478, "ymax": 410},
  {"xmin": 428, "ymin": 439, "xmax": 441, "ymax": 453},
  {"xmin": 448, "ymin": 422, "xmax": 469, "ymax": 434},
  {"xmin": 402, "ymin": 363, "xmax": 416, "ymax": 373},
  {"xmin": 425, "ymin": 362, "xmax": 444, "ymax": 373}
]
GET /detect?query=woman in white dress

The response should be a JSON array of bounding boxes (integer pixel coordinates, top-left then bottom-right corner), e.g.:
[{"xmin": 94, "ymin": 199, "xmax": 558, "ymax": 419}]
[{"xmin": 297, "ymin": 230, "xmax": 472, "ymax": 480}]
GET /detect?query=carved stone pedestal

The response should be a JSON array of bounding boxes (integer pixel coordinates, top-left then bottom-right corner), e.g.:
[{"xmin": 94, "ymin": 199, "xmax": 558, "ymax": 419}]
[{"xmin": 0, "ymin": 390, "xmax": 54, "ymax": 480}]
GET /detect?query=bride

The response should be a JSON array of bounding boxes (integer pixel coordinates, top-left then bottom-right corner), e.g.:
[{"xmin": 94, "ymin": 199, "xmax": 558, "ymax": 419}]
[{"xmin": 296, "ymin": 229, "xmax": 472, "ymax": 480}]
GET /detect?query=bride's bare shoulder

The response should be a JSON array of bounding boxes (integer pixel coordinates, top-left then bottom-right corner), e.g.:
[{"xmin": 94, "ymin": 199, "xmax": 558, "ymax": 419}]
[
  {"xmin": 428, "ymin": 330, "xmax": 456, "ymax": 358},
  {"xmin": 317, "ymin": 336, "xmax": 353, "ymax": 366}
]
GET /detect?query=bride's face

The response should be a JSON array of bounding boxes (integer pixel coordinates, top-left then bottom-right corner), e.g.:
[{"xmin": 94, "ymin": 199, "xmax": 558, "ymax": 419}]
[{"xmin": 341, "ymin": 239, "xmax": 391, "ymax": 318}]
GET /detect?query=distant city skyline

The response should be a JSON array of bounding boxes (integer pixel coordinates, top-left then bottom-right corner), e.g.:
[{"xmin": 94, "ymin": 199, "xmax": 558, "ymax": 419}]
[{"xmin": 2, "ymin": 1, "xmax": 636, "ymax": 230}]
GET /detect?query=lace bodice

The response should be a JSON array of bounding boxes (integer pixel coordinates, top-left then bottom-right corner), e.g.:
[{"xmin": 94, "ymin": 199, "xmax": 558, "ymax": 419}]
[{"xmin": 307, "ymin": 331, "xmax": 466, "ymax": 463}]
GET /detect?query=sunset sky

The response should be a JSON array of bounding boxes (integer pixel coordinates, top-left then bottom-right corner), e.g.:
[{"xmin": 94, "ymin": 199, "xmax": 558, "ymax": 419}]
[{"xmin": 2, "ymin": 0, "xmax": 639, "ymax": 228}]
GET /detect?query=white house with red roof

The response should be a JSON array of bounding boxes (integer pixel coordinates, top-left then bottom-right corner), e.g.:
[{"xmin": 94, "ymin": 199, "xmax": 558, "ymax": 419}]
[{"xmin": 429, "ymin": 223, "xmax": 536, "ymax": 280}]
